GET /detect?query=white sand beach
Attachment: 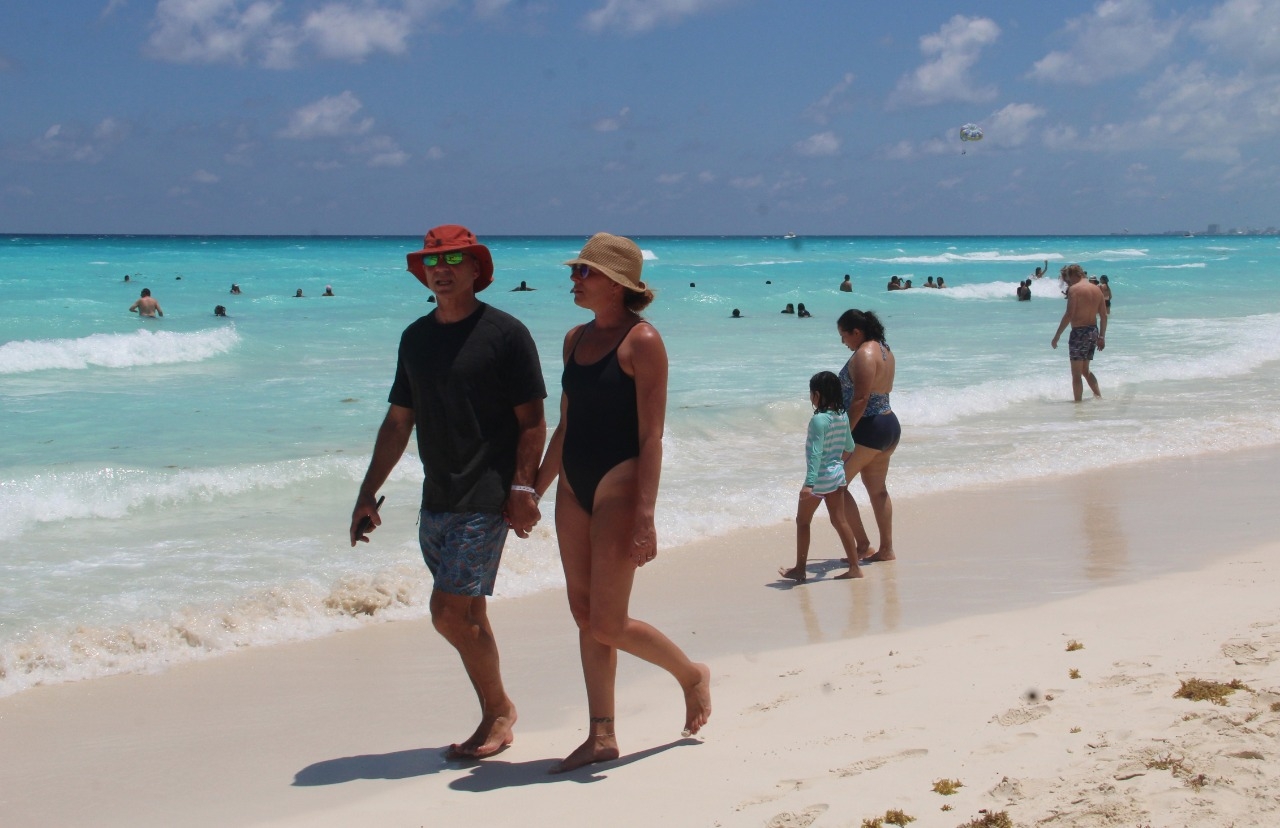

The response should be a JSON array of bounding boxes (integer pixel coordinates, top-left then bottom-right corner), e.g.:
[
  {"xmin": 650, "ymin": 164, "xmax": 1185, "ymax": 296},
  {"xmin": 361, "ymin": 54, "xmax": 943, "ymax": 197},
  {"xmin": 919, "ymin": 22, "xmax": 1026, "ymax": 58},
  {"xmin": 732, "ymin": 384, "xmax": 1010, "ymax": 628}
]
[{"xmin": 3, "ymin": 446, "xmax": 1279, "ymax": 827}]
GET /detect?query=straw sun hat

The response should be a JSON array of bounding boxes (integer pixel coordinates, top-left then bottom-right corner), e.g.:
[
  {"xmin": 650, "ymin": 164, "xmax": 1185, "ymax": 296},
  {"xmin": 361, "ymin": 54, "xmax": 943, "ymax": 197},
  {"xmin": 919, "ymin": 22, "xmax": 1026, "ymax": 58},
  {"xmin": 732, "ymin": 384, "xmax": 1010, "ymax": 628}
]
[{"xmin": 563, "ymin": 233, "xmax": 647, "ymax": 292}]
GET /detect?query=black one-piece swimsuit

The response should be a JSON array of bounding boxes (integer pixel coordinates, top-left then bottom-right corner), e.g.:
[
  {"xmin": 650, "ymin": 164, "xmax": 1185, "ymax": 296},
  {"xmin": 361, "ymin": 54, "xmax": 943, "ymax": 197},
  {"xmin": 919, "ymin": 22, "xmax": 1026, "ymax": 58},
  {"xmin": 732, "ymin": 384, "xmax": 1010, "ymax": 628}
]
[{"xmin": 561, "ymin": 322, "xmax": 643, "ymax": 514}]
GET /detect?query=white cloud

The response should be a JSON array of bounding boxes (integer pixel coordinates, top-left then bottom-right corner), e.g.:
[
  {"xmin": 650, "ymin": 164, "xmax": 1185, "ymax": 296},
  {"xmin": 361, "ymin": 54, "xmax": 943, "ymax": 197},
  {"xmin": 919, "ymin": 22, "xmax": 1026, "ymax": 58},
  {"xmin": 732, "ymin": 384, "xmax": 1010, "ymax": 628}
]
[
  {"xmin": 473, "ymin": 0, "xmax": 514, "ymax": 18},
  {"xmin": 884, "ymin": 140, "xmax": 915, "ymax": 160},
  {"xmin": 353, "ymin": 135, "xmax": 410, "ymax": 167},
  {"xmin": 32, "ymin": 118, "xmax": 128, "ymax": 163},
  {"xmin": 278, "ymin": 93, "xmax": 409, "ymax": 166},
  {"xmin": 1037, "ymin": 60, "xmax": 1280, "ymax": 164},
  {"xmin": 729, "ymin": 174, "xmax": 764, "ymax": 190},
  {"xmin": 794, "ymin": 131, "xmax": 840, "ymax": 157},
  {"xmin": 192, "ymin": 169, "xmax": 220, "ymax": 183},
  {"xmin": 1029, "ymin": 0, "xmax": 1179, "ymax": 84},
  {"xmin": 805, "ymin": 73, "xmax": 856, "ymax": 125},
  {"xmin": 146, "ymin": 0, "xmax": 430, "ymax": 67},
  {"xmin": 583, "ymin": 0, "xmax": 740, "ymax": 34},
  {"xmin": 425, "ymin": 146, "xmax": 445, "ymax": 160},
  {"xmin": 984, "ymin": 103, "xmax": 1047, "ymax": 147},
  {"xmin": 147, "ymin": 0, "xmax": 287, "ymax": 66},
  {"xmin": 697, "ymin": 170, "xmax": 714, "ymax": 183},
  {"xmin": 657, "ymin": 172, "xmax": 685, "ymax": 184},
  {"xmin": 1191, "ymin": 0, "xmax": 1280, "ymax": 67},
  {"xmin": 891, "ymin": 15, "xmax": 1000, "ymax": 107},
  {"xmin": 302, "ymin": 4, "xmax": 412, "ymax": 61},
  {"xmin": 592, "ymin": 107, "xmax": 630, "ymax": 132},
  {"xmin": 224, "ymin": 141, "xmax": 257, "ymax": 166},
  {"xmin": 279, "ymin": 91, "xmax": 374, "ymax": 139},
  {"xmin": 100, "ymin": 0, "xmax": 128, "ymax": 19}
]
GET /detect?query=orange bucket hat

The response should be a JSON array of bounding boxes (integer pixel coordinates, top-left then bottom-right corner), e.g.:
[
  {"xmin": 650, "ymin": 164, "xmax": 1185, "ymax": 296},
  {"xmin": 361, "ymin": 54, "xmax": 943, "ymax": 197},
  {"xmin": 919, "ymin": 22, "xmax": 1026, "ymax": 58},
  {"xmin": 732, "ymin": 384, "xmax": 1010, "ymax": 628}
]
[{"xmin": 406, "ymin": 225, "xmax": 495, "ymax": 292}]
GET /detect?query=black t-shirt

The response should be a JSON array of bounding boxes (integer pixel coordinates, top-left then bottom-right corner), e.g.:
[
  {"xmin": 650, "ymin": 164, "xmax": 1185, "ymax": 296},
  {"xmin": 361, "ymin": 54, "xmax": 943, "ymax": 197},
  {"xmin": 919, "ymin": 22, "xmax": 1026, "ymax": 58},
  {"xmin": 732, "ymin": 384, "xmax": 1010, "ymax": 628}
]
[{"xmin": 389, "ymin": 303, "xmax": 546, "ymax": 513}]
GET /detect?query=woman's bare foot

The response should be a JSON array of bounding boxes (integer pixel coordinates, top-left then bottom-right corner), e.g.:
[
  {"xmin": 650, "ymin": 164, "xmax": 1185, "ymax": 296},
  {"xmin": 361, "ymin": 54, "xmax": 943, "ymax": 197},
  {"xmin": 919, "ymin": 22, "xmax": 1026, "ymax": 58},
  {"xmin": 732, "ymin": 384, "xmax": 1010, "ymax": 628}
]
[
  {"xmin": 833, "ymin": 565, "xmax": 864, "ymax": 579},
  {"xmin": 778, "ymin": 565, "xmax": 807, "ymax": 582},
  {"xmin": 550, "ymin": 731, "xmax": 619, "ymax": 774},
  {"xmin": 855, "ymin": 545, "xmax": 876, "ymax": 562},
  {"xmin": 447, "ymin": 705, "xmax": 517, "ymax": 759},
  {"xmin": 681, "ymin": 663, "xmax": 712, "ymax": 736},
  {"xmin": 860, "ymin": 549, "xmax": 896, "ymax": 562}
]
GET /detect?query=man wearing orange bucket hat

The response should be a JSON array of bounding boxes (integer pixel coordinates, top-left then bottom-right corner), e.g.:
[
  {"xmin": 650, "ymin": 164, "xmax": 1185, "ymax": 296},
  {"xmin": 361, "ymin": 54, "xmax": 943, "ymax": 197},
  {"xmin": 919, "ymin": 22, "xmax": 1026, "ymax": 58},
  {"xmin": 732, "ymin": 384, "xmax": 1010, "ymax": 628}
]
[{"xmin": 350, "ymin": 224, "xmax": 546, "ymax": 759}]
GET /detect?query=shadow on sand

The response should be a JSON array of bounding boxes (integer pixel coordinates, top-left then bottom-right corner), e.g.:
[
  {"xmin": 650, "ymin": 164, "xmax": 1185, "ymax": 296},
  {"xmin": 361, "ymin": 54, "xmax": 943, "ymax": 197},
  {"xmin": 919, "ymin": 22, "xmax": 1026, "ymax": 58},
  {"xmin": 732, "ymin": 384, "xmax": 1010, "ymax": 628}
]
[
  {"xmin": 292, "ymin": 737, "xmax": 701, "ymax": 789},
  {"xmin": 448, "ymin": 737, "xmax": 701, "ymax": 792}
]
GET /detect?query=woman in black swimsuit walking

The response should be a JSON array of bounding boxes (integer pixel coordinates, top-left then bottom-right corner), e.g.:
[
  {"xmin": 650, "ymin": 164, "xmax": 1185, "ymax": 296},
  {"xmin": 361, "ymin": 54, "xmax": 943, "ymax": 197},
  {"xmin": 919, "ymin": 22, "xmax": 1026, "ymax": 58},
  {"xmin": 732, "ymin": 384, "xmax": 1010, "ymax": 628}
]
[{"xmin": 536, "ymin": 233, "xmax": 711, "ymax": 773}]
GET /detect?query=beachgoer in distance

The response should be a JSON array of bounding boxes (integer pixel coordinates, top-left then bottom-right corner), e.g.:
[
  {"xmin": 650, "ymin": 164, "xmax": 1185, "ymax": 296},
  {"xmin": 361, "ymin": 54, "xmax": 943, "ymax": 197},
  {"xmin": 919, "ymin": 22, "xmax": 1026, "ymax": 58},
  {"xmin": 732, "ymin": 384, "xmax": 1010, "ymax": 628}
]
[
  {"xmin": 534, "ymin": 232, "xmax": 711, "ymax": 773},
  {"xmin": 838, "ymin": 309, "xmax": 901, "ymax": 567},
  {"xmin": 1033, "ymin": 260, "xmax": 1048, "ymax": 279},
  {"xmin": 936, "ymin": 277, "xmax": 946, "ymax": 289},
  {"xmin": 1017, "ymin": 280, "xmax": 1032, "ymax": 301},
  {"xmin": 779, "ymin": 371, "xmax": 861, "ymax": 583},
  {"xmin": 797, "ymin": 303, "xmax": 812, "ymax": 318},
  {"xmin": 924, "ymin": 277, "xmax": 936, "ymax": 288},
  {"xmin": 294, "ymin": 288, "xmax": 304, "ymax": 298},
  {"xmin": 349, "ymin": 224, "xmax": 547, "ymax": 759},
  {"xmin": 511, "ymin": 280, "xmax": 535, "ymax": 292},
  {"xmin": 840, "ymin": 274, "xmax": 852, "ymax": 292},
  {"xmin": 903, "ymin": 280, "xmax": 913, "ymax": 289},
  {"xmin": 129, "ymin": 288, "xmax": 163, "ymax": 317},
  {"xmin": 886, "ymin": 276, "xmax": 901, "ymax": 291},
  {"xmin": 323, "ymin": 285, "xmax": 334, "ymax": 296},
  {"xmin": 1099, "ymin": 275, "xmax": 1112, "ymax": 310},
  {"xmin": 230, "ymin": 283, "xmax": 241, "ymax": 294},
  {"xmin": 123, "ymin": 274, "xmax": 130, "ymax": 282},
  {"xmin": 731, "ymin": 308, "xmax": 742, "ymax": 318},
  {"xmin": 1050, "ymin": 263, "xmax": 1108, "ymax": 402},
  {"xmin": 214, "ymin": 305, "xmax": 227, "ymax": 317},
  {"xmin": 781, "ymin": 303, "xmax": 795, "ymax": 314}
]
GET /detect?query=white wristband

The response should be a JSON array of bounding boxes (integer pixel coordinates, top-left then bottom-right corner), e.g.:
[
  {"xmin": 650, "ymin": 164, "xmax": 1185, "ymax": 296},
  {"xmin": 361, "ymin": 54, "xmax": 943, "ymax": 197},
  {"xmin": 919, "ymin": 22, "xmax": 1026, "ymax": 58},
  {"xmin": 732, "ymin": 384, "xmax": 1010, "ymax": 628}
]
[{"xmin": 511, "ymin": 485, "xmax": 539, "ymax": 501}]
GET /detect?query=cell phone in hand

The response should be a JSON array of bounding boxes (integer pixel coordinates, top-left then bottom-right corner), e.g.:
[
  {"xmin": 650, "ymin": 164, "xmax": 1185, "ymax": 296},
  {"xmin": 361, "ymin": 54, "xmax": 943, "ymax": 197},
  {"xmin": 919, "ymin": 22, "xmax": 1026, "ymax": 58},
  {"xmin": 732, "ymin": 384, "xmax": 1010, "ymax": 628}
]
[{"xmin": 357, "ymin": 495, "xmax": 385, "ymax": 536}]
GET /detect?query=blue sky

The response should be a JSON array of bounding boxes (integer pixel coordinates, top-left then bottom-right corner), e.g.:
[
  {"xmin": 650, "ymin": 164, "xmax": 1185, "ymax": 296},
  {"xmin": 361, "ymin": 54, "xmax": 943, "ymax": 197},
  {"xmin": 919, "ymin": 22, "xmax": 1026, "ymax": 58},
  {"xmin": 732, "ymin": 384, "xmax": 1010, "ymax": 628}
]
[{"xmin": 2, "ymin": 0, "xmax": 1277, "ymax": 235}]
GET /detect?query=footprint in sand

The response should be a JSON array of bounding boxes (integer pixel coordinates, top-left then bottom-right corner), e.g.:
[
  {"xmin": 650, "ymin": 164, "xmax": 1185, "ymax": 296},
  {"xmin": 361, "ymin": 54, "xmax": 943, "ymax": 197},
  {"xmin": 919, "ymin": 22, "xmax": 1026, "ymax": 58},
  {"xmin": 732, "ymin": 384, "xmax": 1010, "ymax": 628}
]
[
  {"xmin": 747, "ymin": 693, "xmax": 796, "ymax": 713},
  {"xmin": 993, "ymin": 705, "xmax": 1051, "ymax": 726},
  {"xmin": 1222, "ymin": 640, "xmax": 1275, "ymax": 665},
  {"xmin": 833, "ymin": 748, "xmax": 927, "ymax": 777},
  {"xmin": 765, "ymin": 804, "xmax": 828, "ymax": 828}
]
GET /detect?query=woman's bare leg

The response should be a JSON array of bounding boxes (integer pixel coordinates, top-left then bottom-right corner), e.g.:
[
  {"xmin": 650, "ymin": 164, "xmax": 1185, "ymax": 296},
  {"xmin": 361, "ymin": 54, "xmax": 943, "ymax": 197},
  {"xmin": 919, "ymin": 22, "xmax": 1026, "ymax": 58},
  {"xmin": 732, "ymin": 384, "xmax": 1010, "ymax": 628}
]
[
  {"xmin": 552, "ymin": 464, "xmax": 711, "ymax": 773},
  {"xmin": 551, "ymin": 480, "xmax": 620, "ymax": 773},
  {"xmin": 859, "ymin": 444, "xmax": 897, "ymax": 561}
]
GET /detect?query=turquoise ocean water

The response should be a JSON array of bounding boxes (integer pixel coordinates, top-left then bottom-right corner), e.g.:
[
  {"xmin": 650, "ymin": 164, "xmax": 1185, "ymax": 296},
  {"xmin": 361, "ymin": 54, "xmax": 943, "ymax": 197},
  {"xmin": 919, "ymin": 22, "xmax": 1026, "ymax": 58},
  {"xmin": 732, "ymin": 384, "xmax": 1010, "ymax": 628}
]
[{"xmin": 3, "ymin": 234, "xmax": 1279, "ymax": 696}]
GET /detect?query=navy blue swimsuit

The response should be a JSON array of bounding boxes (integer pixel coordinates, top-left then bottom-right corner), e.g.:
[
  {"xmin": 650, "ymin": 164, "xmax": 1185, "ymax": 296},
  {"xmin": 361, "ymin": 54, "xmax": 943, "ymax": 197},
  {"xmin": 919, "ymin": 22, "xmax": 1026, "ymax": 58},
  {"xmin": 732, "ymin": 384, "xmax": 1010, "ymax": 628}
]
[{"xmin": 561, "ymin": 322, "xmax": 643, "ymax": 513}]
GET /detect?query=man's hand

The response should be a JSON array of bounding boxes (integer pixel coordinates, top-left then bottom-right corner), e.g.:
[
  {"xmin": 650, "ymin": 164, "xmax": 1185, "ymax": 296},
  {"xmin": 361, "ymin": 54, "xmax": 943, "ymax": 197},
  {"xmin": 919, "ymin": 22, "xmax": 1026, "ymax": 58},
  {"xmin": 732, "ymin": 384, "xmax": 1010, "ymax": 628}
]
[
  {"xmin": 350, "ymin": 493, "xmax": 382, "ymax": 547},
  {"xmin": 504, "ymin": 490, "xmax": 541, "ymax": 539}
]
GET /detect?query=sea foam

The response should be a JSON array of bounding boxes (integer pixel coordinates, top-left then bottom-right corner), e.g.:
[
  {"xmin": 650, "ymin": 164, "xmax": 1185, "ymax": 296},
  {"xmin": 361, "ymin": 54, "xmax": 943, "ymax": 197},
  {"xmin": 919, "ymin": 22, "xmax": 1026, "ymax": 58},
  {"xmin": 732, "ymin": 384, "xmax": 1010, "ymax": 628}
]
[{"xmin": 0, "ymin": 328, "xmax": 240, "ymax": 374}]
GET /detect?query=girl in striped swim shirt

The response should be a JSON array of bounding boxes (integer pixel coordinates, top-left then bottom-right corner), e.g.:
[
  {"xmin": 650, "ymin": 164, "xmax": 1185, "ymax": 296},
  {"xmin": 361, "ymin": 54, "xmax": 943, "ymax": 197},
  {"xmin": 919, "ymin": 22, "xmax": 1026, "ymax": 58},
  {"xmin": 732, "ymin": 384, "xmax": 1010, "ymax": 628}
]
[{"xmin": 779, "ymin": 371, "xmax": 863, "ymax": 582}]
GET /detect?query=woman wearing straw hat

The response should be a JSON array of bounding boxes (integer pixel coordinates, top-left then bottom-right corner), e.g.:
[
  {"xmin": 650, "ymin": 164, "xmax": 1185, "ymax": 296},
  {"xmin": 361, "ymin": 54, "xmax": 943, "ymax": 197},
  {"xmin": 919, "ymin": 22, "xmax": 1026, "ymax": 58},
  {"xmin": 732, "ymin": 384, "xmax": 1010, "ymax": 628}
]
[{"xmin": 536, "ymin": 233, "xmax": 711, "ymax": 773}]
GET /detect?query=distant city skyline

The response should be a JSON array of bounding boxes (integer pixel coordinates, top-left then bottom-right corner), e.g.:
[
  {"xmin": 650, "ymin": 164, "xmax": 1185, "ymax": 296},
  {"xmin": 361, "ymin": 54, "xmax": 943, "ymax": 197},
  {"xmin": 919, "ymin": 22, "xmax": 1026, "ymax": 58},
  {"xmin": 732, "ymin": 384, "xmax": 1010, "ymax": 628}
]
[{"xmin": 2, "ymin": 1, "xmax": 1279, "ymax": 236}]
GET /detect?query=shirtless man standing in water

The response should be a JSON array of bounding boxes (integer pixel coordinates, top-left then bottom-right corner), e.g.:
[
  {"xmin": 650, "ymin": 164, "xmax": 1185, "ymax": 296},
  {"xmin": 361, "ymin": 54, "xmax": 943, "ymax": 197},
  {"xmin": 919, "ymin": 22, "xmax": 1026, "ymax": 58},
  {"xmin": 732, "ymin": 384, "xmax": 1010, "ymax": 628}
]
[
  {"xmin": 129, "ymin": 288, "xmax": 163, "ymax": 317},
  {"xmin": 1050, "ymin": 264, "xmax": 1108, "ymax": 401}
]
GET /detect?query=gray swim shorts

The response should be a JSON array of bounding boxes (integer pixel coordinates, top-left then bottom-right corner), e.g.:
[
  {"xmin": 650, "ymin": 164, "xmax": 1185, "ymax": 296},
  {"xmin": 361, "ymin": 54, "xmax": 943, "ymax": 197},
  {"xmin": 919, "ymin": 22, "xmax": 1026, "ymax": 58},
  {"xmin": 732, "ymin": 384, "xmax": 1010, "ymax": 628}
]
[
  {"xmin": 1068, "ymin": 325, "xmax": 1099, "ymax": 361},
  {"xmin": 418, "ymin": 510, "xmax": 509, "ymax": 597}
]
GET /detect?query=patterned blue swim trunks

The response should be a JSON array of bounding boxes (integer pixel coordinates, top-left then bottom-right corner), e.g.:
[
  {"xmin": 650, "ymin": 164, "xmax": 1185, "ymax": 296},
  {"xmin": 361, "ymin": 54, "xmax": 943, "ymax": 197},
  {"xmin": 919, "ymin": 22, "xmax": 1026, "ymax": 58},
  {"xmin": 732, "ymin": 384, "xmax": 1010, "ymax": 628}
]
[{"xmin": 418, "ymin": 510, "xmax": 509, "ymax": 597}]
